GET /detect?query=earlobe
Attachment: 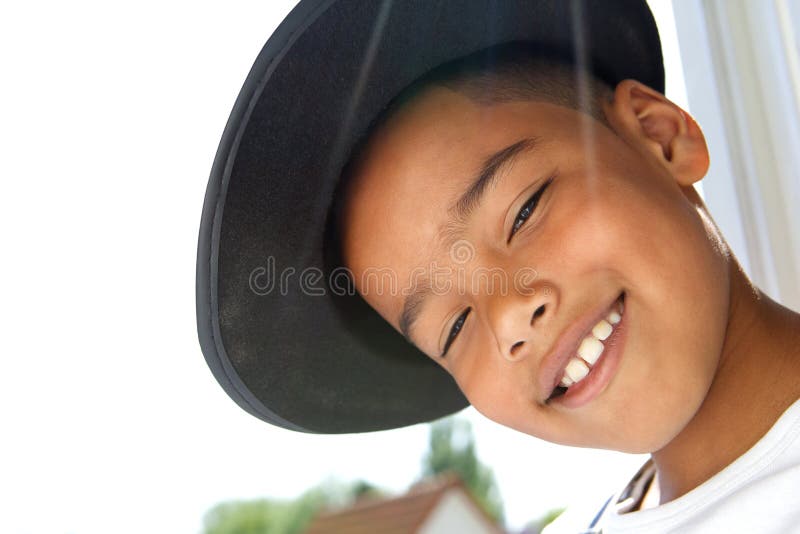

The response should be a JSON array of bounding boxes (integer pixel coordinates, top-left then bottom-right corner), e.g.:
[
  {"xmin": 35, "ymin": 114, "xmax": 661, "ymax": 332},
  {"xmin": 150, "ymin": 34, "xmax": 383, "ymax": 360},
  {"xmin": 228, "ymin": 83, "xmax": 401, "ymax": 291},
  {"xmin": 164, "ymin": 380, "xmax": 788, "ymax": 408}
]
[{"xmin": 604, "ymin": 80, "xmax": 709, "ymax": 186}]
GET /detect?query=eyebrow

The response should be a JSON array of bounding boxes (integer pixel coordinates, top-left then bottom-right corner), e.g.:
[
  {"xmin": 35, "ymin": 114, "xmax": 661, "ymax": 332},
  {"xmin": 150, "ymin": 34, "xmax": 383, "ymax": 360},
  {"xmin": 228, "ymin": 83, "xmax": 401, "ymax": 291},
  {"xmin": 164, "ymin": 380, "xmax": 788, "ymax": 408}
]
[
  {"xmin": 446, "ymin": 137, "xmax": 540, "ymax": 239},
  {"xmin": 398, "ymin": 137, "xmax": 540, "ymax": 347},
  {"xmin": 399, "ymin": 273, "xmax": 432, "ymax": 342}
]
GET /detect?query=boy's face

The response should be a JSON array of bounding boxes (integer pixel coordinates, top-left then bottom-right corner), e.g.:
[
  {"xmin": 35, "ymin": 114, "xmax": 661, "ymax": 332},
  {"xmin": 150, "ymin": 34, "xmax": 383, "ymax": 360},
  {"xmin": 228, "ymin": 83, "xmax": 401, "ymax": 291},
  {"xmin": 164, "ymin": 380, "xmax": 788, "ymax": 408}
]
[{"xmin": 341, "ymin": 84, "xmax": 729, "ymax": 452}]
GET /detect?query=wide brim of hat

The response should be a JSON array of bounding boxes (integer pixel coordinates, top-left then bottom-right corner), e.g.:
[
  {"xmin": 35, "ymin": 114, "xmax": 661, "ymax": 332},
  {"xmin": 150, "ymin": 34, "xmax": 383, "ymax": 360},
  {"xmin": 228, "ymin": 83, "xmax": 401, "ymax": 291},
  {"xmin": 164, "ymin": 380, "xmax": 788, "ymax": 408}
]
[{"xmin": 196, "ymin": 0, "xmax": 663, "ymax": 433}]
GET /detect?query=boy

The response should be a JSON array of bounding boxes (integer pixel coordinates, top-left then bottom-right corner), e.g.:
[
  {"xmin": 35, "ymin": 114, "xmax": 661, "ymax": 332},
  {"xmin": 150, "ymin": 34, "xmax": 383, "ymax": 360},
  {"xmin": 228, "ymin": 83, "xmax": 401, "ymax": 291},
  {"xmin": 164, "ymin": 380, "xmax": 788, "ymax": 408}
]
[{"xmin": 197, "ymin": 1, "xmax": 800, "ymax": 531}]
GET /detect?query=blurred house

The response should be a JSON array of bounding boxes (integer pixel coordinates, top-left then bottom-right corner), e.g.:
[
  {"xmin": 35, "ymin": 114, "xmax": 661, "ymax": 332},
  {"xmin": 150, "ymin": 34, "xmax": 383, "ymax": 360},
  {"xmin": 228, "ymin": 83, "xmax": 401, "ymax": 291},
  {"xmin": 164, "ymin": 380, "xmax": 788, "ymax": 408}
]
[{"xmin": 303, "ymin": 474, "xmax": 503, "ymax": 534}]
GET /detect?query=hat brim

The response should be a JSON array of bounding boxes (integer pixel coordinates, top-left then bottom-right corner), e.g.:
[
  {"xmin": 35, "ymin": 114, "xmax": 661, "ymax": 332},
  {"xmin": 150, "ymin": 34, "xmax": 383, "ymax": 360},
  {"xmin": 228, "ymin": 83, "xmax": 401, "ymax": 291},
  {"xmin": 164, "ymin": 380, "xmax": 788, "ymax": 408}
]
[{"xmin": 196, "ymin": 0, "xmax": 663, "ymax": 433}]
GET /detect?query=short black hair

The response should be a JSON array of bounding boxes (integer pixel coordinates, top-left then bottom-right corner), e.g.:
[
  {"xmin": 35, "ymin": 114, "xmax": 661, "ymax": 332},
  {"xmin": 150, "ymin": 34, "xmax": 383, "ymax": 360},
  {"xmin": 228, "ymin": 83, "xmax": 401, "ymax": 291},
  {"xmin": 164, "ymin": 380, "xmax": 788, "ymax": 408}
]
[{"xmin": 384, "ymin": 41, "xmax": 615, "ymax": 128}]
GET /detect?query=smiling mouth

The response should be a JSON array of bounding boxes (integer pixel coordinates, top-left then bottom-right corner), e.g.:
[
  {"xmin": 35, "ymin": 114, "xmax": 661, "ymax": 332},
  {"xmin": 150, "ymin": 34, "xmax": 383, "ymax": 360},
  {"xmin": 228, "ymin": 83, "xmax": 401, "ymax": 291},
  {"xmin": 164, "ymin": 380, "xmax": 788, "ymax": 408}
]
[{"xmin": 547, "ymin": 292, "xmax": 626, "ymax": 401}]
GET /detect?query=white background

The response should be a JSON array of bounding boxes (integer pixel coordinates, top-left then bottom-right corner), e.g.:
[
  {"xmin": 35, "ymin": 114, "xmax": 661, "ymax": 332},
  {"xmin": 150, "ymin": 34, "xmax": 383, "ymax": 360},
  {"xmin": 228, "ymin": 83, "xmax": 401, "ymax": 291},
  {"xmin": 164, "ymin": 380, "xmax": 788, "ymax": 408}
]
[{"xmin": 0, "ymin": 1, "xmax": 687, "ymax": 532}]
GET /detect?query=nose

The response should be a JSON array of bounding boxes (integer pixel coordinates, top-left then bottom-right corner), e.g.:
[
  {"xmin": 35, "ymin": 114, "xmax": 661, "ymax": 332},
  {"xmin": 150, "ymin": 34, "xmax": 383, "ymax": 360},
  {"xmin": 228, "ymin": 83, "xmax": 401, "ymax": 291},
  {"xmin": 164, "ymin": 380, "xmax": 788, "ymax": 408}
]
[{"xmin": 484, "ymin": 283, "xmax": 555, "ymax": 362}]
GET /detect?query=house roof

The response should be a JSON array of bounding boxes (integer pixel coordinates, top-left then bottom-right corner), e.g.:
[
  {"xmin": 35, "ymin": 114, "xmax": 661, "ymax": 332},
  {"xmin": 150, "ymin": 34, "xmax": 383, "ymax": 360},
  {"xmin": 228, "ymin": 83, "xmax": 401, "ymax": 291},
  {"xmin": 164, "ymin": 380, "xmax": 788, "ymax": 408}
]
[{"xmin": 303, "ymin": 473, "xmax": 500, "ymax": 534}]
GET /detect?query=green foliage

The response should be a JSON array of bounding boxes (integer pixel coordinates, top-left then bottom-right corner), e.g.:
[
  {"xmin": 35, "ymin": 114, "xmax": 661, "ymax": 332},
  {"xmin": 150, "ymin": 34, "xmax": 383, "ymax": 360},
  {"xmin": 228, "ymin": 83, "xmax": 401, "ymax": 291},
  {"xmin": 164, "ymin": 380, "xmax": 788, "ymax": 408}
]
[
  {"xmin": 525, "ymin": 507, "xmax": 565, "ymax": 534},
  {"xmin": 202, "ymin": 498, "xmax": 283, "ymax": 534},
  {"xmin": 202, "ymin": 491, "xmax": 320, "ymax": 534},
  {"xmin": 203, "ymin": 418, "xmax": 507, "ymax": 533},
  {"xmin": 539, "ymin": 507, "xmax": 565, "ymax": 526},
  {"xmin": 420, "ymin": 417, "xmax": 505, "ymax": 527},
  {"xmin": 350, "ymin": 479, "xmax": 385, "ymax": 501},
  {"xmin": 202, "ymin": 478, "xmax": 388, "ymax": 534}
]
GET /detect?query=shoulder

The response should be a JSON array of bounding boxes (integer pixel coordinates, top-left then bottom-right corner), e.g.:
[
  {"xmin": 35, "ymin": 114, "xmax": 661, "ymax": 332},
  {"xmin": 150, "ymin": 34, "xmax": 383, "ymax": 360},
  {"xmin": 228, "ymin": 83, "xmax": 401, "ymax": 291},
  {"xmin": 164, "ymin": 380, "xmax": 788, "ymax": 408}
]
[
  {"xmin": 546, "ymin": 401, "xmax": 800, "ymax": 533},
  {"xmin": 601, "ymin": 400, "xmax": 800, "ymax": 532}
]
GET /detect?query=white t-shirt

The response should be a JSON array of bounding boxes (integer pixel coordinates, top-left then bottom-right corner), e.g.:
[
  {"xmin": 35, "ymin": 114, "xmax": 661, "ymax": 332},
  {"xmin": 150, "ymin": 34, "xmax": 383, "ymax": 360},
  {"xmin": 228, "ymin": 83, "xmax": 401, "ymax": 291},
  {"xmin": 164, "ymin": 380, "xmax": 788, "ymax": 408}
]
[{"xmin": 544, "ymin": 398, "xmax": 800, "ymax": 533}]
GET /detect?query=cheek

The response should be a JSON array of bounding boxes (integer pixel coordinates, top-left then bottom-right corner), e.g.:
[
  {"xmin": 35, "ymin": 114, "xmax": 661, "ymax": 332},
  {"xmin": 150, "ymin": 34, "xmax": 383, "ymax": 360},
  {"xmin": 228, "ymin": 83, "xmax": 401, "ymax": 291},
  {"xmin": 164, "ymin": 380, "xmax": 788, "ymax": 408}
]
[
  {"xmin": 452, "ymin": 349, "xmax": 508, "ymax": 415},
  {"xmin": 451, "ymin": 354, "xmax": 569, "ymax": 445},
  {"xmin": 452, "ymin": 350, "xmax": 536, "ymax": 426},
  {"xmin": 529, "ymin": 172, "xmax": 730, "ymax": 451},
  {"xmin": 605, "ymin": 180, "xmax": 729, "ymax": 450},
  {"xmin": 623, "ymin": 202, "xmax": 729, "ymax": 450}
]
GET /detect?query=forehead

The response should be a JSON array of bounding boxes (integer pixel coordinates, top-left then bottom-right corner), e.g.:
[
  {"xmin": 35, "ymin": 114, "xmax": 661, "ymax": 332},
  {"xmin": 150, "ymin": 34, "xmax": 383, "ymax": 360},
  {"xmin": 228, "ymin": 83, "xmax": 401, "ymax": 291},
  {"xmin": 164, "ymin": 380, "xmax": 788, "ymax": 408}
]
[{"xmin": 339, "ymin": 87, "xmax": 571, "ymax": 326}]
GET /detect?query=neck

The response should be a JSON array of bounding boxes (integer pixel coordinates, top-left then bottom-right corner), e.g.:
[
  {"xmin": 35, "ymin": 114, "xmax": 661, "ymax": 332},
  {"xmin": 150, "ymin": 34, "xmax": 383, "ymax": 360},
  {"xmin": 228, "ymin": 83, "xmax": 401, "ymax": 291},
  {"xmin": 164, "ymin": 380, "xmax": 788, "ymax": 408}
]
[{"xmin": 650, "ymin": 260, "xmax": 800, "ymax": 504}]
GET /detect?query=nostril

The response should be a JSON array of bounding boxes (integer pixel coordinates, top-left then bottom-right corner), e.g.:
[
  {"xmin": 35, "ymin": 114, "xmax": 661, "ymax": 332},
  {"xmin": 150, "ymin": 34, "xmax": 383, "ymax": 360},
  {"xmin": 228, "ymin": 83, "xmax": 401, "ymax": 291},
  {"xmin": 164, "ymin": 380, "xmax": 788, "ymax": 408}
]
[
  {"xmin": 510, "ymin": 340, "xmax": 525, "ymax": 356},
  {"xmin": 531, "ymin": 304, "xmax": 546, "ymax": 324}
]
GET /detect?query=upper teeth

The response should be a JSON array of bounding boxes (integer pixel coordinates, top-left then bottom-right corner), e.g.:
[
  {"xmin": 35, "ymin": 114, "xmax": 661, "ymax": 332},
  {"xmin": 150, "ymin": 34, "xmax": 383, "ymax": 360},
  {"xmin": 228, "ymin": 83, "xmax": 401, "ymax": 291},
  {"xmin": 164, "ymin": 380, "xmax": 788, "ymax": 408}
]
[{"xmin": 559, "ymin": 298, "xmax": 624, "ymax": 388}]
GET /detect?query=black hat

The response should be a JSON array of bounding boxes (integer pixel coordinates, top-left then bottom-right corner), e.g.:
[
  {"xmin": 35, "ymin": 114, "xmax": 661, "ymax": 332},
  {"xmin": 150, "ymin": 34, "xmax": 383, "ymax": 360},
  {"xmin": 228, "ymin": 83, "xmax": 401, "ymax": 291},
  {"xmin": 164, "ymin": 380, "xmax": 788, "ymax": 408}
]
[{"xmin": 196, "ymin": 0, "xmax": 663, "ymax": 433}]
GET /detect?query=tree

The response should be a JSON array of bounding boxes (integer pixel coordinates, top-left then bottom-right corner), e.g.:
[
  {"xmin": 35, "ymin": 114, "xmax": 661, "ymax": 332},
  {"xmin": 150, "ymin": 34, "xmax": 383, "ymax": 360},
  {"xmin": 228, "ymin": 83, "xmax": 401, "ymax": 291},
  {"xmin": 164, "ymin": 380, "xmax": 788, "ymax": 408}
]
[
  {"xmin": 202, "ymin": 478, "xmax": 384, "ymax": 534},
  {"xmin": 202, "ymin": 490, "xmax": 324, "ymax": 534},
  {"xmin": 419, "ymin": 417, "xmax": 505, "ymax": 526}
]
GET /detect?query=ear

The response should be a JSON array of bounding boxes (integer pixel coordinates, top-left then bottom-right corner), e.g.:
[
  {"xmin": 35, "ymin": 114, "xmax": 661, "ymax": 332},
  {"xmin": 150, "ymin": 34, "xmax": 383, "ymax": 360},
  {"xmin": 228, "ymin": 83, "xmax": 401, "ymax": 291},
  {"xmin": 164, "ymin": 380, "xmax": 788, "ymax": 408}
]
[{"xmin": 603, "ymin": 80, "xmax": 709, "ymax": 186}]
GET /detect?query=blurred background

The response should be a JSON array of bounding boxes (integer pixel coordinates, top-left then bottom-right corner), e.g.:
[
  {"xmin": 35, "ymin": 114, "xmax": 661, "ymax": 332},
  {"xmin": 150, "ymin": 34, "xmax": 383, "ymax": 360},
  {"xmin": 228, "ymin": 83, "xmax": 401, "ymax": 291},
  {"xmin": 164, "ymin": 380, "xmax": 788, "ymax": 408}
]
[{"xmin": 1, "ymin": 1, "xmax": 798, "ymax": 533}]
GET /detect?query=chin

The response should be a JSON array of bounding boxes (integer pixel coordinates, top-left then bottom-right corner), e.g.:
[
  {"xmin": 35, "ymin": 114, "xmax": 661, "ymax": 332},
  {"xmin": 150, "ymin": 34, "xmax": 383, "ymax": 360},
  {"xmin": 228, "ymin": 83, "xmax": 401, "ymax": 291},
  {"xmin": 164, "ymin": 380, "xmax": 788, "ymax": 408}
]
[
  {"xmin": 611, "ymin": 436, "xmax": 672, "ymax": 455},
  {"xmin": 564, "ymin": 428, "xmax": 676, "ymax": 454}
]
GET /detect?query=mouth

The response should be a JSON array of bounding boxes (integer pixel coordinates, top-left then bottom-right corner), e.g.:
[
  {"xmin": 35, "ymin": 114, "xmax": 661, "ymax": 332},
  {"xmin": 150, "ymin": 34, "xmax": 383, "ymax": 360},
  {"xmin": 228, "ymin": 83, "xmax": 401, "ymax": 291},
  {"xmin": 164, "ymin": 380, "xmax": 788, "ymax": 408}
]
[{"xmin": 541, "ymin": 291, "xmax": 627, "ymax": 407}]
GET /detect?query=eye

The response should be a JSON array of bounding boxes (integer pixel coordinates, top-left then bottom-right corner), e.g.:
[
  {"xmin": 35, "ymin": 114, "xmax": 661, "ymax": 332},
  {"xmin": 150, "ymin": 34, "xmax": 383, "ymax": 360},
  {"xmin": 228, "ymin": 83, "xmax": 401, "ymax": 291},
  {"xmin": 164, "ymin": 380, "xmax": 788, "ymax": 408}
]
[
  {"xmin": 441, "ymin": 307, "xmax": 471, "ymax": 358},
  {"xmin": 508, "ymin": 175, "xmax": 555, "ymax": 242}
]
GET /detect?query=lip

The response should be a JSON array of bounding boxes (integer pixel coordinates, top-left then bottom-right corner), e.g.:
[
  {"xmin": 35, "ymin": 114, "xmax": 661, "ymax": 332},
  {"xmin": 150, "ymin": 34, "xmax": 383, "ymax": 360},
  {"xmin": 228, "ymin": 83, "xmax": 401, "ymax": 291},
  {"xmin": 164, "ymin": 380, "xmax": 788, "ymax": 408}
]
[{"xmin": 537, "ymin": 291, "xmax": 627, "ymax": 406}]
